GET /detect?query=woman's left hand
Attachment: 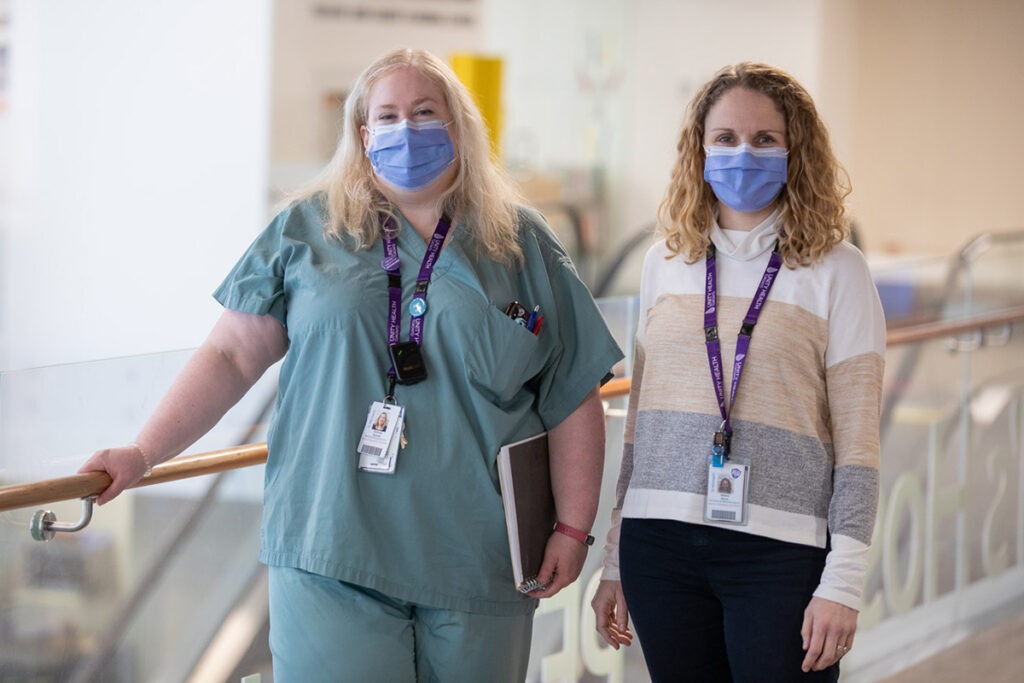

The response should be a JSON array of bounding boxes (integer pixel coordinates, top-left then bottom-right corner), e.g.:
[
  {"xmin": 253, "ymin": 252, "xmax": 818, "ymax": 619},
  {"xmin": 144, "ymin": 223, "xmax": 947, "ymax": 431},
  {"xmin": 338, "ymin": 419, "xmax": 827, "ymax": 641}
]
[
  {"xmin": 528, "ymin": 531, "xmax": 589, "ymax": 598},
  {"xmin": 800, "ymin": 596, "xmax": 858, "ymax": 672}
]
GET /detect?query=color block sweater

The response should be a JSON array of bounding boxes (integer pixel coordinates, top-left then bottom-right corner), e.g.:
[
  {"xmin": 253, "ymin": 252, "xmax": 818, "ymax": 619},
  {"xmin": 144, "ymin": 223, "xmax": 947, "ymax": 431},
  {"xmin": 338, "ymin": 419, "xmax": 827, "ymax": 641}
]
[{"xmin": 601, "ymin": 210, "xmax": 886, "ymax": 610}]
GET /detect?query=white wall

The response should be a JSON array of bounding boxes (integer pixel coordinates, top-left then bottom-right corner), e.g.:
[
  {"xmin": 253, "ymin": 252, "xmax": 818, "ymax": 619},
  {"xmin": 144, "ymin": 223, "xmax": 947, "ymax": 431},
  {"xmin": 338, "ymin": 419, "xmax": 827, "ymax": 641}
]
[{"xmin": 0, "ymin": 0, "xmax": 272, "ymax": 371}]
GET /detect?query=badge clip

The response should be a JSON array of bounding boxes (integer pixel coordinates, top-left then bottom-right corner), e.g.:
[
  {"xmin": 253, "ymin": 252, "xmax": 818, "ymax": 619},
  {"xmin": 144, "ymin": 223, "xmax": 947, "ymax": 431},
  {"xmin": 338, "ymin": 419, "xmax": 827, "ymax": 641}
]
[{"xmin": 712, "ymin": 429, "xmax": 731, "ymax": 467}]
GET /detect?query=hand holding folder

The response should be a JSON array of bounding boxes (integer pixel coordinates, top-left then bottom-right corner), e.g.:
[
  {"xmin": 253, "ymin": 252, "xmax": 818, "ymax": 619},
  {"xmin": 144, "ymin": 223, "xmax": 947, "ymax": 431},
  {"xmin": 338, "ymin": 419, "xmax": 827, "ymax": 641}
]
[{"xmin": 496, "ymin": 432, "xmax": 556, "ymax": 593}]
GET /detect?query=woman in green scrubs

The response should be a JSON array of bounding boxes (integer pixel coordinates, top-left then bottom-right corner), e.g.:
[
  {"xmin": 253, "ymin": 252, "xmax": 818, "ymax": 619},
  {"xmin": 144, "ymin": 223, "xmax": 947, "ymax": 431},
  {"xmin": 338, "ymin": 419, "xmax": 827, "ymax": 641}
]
[{"xmin": 80, "ymin": 48, "xmax": 622, "ymax": 682}]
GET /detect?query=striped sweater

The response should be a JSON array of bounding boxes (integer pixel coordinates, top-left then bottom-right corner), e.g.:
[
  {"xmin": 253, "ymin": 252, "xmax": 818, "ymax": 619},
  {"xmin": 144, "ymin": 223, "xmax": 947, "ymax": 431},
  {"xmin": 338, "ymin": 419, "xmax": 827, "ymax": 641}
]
[{"xmin": 601, "ymin": 210, "xmax": 886, "ymax": 610}]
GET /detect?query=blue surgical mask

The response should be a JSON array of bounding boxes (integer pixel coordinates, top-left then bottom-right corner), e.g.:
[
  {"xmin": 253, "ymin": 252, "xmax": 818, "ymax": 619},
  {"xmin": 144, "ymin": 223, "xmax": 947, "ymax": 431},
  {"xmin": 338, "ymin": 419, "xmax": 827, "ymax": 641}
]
[
  {"xmin": 703, "ymin": 144, "xmax": 788, "ymax": 212},
  {"xmin": 366, "ymin": 119, "xmax": 455, "ymax": 191}
]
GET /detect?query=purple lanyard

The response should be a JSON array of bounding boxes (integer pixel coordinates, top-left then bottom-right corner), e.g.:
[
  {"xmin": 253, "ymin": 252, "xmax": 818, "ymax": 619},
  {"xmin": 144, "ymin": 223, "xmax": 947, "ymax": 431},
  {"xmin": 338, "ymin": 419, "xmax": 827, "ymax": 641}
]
[
  {"xmin": 704, "ymin": 240, "xmax": 782, "ymax": 462},
  {"xmin": 381, "ymin": 213, "xmax": 452, "ymax": 347}
]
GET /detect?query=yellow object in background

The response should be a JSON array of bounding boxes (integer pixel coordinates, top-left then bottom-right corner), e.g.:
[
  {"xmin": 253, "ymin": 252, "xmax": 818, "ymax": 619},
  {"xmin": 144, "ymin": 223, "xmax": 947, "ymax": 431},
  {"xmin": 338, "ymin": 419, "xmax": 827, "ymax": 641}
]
[{"xmin": 450, "ymin": 53, "xmax": 503, "ymax": 157}]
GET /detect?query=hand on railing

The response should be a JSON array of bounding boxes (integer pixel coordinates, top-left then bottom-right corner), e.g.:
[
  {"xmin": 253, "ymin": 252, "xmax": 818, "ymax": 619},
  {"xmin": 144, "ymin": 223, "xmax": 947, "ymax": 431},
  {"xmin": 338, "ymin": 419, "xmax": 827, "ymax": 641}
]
[{"xmin": 78, "ymin": 444, "xmax": 152, "ymax": 505}]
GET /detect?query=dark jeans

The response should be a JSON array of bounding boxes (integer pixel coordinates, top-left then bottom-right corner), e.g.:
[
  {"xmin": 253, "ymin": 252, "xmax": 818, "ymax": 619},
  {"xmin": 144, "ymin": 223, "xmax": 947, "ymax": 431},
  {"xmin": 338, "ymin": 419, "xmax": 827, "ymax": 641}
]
[{"xmin": 620, "ymin": 518, "xmax": 840, "ymax": 683}]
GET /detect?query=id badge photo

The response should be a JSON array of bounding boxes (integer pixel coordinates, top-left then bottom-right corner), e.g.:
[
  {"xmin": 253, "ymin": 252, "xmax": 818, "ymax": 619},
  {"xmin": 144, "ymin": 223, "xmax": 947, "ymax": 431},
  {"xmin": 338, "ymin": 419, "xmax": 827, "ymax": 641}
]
[
  {"xmin": 357, "ymin": 401, "xmax": 404, "ymax": 474},
  {"xmin": 704, "ymin": 458, "xmax": 750, "ymax": 525}
]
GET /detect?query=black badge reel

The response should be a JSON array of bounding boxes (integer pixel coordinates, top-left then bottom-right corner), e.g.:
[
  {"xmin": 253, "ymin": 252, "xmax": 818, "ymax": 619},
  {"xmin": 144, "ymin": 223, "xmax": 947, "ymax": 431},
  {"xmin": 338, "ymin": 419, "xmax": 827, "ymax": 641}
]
[{"xmin": 389, "ymin": 341, "xmax": 428, "ymax": 385}]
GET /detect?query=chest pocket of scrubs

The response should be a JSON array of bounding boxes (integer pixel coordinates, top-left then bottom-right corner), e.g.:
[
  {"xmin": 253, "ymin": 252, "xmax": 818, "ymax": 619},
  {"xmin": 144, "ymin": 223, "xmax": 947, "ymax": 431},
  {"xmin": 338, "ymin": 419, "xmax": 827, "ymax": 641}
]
[{"xmin": 467, "ymin": 305, "xmax": 544, "ymax": 406}]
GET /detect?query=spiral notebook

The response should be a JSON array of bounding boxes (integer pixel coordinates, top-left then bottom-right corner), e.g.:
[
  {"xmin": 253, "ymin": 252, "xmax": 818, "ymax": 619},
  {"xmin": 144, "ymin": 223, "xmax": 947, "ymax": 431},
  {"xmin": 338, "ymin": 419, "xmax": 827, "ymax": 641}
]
[{"xmin": 497, "ymin": 432, "xmax": 556, "ymax": 594}]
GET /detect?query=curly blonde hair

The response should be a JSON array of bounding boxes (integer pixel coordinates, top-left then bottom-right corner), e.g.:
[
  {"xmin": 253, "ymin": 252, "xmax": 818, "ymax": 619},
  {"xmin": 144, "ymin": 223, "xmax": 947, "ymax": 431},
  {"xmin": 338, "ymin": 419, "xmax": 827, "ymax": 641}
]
[
  {"xmin": 658, "ymin": 62, "xmax": 851, "ymax": 267},
  {"xmin": 294, "ymin": 49, "xmax": 523, "ymax": 264}
]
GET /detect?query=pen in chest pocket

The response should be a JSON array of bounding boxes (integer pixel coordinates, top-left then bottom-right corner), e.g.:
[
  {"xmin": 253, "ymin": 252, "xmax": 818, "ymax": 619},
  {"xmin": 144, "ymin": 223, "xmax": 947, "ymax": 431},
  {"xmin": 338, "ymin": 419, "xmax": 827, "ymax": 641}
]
[{"xmin": 504, "ymin": 300, "xmax": 543, "ymax": 336}]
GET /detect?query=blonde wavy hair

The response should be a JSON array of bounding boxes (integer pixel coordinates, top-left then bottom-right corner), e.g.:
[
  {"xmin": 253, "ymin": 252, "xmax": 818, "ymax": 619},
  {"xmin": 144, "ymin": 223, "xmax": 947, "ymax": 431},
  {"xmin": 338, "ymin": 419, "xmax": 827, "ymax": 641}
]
[
  {"xmin": 659, "ymin": 62, "xmax": 851, "ymax": 267},
  {"xmin": 294, "ymin": 48, "xmax": 523, "ymax": 264}
]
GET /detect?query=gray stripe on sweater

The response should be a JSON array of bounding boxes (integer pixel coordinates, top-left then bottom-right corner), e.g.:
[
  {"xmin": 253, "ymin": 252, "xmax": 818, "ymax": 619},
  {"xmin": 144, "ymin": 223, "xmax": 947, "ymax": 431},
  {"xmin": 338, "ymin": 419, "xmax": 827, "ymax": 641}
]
[{"xmin": 627, "ymin": 410, "xmax": 847, "ymax": 520}]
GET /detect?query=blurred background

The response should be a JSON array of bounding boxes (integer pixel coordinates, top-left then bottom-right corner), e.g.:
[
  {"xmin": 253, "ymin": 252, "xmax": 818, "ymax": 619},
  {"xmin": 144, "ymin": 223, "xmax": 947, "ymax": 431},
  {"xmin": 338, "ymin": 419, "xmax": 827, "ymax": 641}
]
[
  {"xmin": 1, "ymin": 0, "xmax": 1021, "ymax": 369},
  {"xmin": 1, "ymin": 2, "xmax": 1023, "ymax": 682}
]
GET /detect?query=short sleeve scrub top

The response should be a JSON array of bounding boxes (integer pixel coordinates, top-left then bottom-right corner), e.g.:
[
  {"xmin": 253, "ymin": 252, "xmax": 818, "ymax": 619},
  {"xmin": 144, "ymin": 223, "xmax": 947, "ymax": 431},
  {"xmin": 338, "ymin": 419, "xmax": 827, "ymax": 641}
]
[{"xmin": 214, "ymin": 196, "xmax": 624, "ymax": 616}]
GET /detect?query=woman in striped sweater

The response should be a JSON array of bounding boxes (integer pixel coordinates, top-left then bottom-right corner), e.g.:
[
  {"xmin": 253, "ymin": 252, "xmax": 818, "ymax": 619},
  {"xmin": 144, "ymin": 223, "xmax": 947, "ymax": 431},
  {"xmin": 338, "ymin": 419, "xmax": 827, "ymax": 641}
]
[{"xmin": 591, "ymin": 62, "xmax": 885, "ymax": 682}]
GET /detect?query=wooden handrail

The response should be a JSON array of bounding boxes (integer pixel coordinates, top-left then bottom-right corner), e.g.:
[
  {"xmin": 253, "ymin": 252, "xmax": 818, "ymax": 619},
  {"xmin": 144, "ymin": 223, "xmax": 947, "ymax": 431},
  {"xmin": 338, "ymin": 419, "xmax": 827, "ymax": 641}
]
[
  {"xmin": 885, "ymin": 304, "xmax": 1024, "ymax": 347},
  {"xmin": 3, "ymin": 305, "xmax": 1022, "ymax": 514},
  {"xmin": 600, "ymin": 375, "xmax": 632, "ymax": 399},
  {"xmin": 0, "ymin": 443, "xmax": 270, "ymax": 511}
]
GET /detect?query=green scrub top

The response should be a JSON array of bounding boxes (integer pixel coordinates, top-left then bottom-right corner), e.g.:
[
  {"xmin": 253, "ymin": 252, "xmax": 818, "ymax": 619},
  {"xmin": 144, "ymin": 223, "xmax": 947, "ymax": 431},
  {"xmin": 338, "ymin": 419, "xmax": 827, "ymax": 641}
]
[{"xmin": 214, "ymin": 196, "xmax": 623, "ymax": 616}]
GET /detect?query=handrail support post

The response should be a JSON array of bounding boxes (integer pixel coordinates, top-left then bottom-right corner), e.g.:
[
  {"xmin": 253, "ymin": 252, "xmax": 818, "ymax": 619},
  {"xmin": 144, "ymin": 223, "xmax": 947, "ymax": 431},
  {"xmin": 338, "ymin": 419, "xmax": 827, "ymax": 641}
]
[{"xmin": 29, "ymin": 495, "xmax": 97, "ymax": 542}]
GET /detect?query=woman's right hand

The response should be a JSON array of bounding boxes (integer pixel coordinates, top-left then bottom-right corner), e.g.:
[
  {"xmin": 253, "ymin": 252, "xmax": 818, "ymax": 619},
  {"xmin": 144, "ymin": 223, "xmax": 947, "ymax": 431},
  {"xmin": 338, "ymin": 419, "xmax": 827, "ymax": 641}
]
[
  {"xmin": 591, "ymin": 579, "xmax": 634, "ymax": 649},
  {"xmin": 78, "ymin": 445, "xmax": 150, "ymax": 505}
]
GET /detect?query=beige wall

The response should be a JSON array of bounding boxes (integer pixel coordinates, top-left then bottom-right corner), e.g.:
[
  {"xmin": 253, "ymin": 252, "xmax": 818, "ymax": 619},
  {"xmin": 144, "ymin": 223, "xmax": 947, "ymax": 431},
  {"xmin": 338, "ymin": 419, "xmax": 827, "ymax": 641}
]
[{"xmin": 827, "ymin": 0, "xmax": 1024, "ymax": 256}]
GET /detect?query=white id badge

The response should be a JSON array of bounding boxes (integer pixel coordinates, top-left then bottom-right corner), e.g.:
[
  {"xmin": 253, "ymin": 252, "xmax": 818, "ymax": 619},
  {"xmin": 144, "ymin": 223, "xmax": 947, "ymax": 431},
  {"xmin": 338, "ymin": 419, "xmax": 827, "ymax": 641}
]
[
  {"xmin": 358, "ymin": 401, "xmax": 404, "ymax": 474},
  {"xmin": 704, "ymin": 458, "xmax": 750, "ymax": 525}
]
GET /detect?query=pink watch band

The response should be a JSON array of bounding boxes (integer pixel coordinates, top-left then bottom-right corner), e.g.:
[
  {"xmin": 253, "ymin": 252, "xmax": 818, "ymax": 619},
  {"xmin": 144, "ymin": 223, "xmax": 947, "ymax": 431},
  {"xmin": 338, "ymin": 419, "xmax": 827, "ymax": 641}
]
[{"xmin": 554, "ymin": 521, "xmax": 595, "ymax": 546}]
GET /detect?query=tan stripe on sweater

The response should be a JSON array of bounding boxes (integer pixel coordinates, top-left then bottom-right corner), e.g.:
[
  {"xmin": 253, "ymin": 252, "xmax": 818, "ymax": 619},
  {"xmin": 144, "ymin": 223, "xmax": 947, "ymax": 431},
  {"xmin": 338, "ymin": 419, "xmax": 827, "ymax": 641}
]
[
  {"xmin": 826, "ymin": 352, "xmax": 884, "ymax": 468},
  {"xmin": 639, "ymin": 293, "xmax": 831, "ymax": 442}
]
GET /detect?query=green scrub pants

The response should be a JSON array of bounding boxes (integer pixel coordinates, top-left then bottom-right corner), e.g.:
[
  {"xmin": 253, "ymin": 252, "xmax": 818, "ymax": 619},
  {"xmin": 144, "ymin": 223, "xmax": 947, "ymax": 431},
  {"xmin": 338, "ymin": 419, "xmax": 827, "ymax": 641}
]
[{"xmin": 268, "ymin": 566, "xmax": 534, "ymax": 682}]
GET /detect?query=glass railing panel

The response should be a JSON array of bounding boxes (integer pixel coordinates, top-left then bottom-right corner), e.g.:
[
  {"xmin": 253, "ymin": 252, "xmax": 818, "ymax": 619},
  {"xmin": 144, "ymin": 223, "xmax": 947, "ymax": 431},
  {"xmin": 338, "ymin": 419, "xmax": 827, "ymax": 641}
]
[
  {"xmin": 869, "ymin": 252, "xmax": 951, "ymax": 325},
  {"xmin": 596, "ymin": 295, "xmax": 639, "ymax": 379},
  {"xmin": 4, "ymin": 292, "xmax": 1021, "ymax": 682},
  {"xmin": 957, "ymin": 232, "xmax": 1024, "ymax": 316},
  {"xmin": 114, "ymin": 481, "xmax": 267, "ymax": 683},
  {"xmin": 848, "ymin": 317, "xmax": 1024, "ymax": 681},
  {"xmin": 868, "ymin": 230, "xmax": 1024, "ymax": 326},
  {"xmin": 0, "ymin": 351, "xmax": 277, "ymax": 683}
]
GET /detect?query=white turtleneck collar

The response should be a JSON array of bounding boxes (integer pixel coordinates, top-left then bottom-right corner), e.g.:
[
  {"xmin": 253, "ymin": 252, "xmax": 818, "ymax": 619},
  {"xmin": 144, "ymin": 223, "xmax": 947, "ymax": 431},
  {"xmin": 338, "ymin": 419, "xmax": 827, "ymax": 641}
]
[{"xmin": 709, "ymin": 208, "xmax": 781, "ymax": 262}]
